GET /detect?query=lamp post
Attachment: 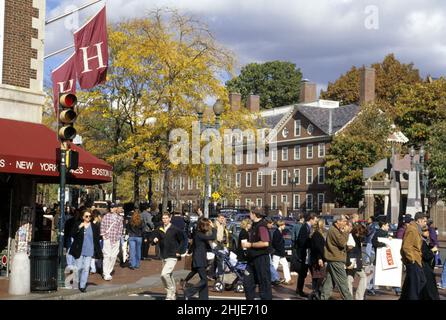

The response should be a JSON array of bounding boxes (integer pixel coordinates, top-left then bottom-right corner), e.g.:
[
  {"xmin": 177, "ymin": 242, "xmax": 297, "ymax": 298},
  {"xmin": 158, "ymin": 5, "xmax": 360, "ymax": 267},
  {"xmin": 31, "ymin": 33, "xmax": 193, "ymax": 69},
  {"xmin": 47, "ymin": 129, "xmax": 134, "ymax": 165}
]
[
  {"xmin": 288, "ymin": 171, "xmax": 298, "ymax": 214},
  {"xmin": 195, "ymin": 99, "xmax": 224, "ymax": 218},
  {"xmin": 409, "ymin": 145, "xmax": 429, "ymax": 213}
]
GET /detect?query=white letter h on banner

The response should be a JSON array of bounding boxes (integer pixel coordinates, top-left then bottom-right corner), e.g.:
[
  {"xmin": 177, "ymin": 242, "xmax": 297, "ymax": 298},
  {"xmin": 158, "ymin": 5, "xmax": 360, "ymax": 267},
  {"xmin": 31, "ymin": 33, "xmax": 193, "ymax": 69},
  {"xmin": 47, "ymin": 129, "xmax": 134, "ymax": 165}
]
[{"xmin": 80, "ymin": 42, "xmax": 106, "ymax": 73}]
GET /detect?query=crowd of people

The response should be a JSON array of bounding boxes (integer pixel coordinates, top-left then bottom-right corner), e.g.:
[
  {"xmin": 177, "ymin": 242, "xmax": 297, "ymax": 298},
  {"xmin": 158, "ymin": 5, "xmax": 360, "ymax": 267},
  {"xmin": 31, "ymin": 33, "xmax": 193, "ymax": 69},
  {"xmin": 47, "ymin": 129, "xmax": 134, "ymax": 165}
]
[{"xmin": 54, "ymin": 202, "xmax": 444, "ymax": 300}]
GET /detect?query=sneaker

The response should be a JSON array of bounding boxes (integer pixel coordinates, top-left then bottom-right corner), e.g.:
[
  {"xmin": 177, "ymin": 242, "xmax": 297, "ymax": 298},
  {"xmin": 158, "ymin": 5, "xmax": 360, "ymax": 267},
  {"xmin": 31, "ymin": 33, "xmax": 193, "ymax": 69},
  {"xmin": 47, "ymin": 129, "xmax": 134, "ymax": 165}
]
[
  {"xmin": 366, "ymin": 289, "xmax": 376, "ymax": 296},
  {"xmin": 437, "ymin": 283, "xmax": 444, "ymax": 290},
  {"xmin": 79, "ymin": 287, "xmax": 87, "ymax": 293},
  {"xmin": 103, "ymin": 275, "xmax": 112, "ymax": 281}
]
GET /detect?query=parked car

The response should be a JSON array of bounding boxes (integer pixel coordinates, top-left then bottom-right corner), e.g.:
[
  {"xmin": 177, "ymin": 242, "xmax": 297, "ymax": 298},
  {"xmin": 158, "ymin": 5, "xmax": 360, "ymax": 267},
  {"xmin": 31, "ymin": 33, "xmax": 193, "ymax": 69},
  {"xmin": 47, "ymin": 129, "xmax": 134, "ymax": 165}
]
[
  {"xmin": 219, "ymin": 208, "xmax": 250, "ymax": 222},
  {"xmin": 93, "ymin": 201, "xmax": 108, "ymax": 214},
  {"xmin": 228, "ymin": 221, "xmax": 242, "ymax": 250}
]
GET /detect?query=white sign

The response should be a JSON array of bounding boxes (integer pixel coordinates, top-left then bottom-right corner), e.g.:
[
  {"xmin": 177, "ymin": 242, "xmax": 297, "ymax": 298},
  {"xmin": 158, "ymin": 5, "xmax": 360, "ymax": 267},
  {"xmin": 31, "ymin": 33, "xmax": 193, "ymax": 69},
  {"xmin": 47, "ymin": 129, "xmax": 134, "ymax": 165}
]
[
  {"xmin": 0, "ymin": 0, "xmax": 5, "ymax": 84},
  {"xmin": 318, "ymin": 99, "xmax": 339, "ymax": 109},
  {"xmin": 374, "ymin": 237, "xmax": 403, "ymax": 287}
]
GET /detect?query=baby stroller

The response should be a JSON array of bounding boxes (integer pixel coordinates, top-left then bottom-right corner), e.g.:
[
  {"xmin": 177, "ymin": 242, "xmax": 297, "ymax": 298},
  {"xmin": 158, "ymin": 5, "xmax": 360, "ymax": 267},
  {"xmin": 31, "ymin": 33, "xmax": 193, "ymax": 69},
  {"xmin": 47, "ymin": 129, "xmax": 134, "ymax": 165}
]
[{"xmin": 212, "ymin": 248, "xmax": 247, "ymax": 293}]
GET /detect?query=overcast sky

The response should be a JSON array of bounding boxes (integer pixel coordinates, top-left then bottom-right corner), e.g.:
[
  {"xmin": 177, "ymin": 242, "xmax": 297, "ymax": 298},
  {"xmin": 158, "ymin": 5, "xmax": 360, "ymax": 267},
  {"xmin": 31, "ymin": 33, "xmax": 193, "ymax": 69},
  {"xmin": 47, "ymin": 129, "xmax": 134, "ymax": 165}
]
[{"xmin": 45, "ymin": 0, "xmax": 446, "ymax": 93}]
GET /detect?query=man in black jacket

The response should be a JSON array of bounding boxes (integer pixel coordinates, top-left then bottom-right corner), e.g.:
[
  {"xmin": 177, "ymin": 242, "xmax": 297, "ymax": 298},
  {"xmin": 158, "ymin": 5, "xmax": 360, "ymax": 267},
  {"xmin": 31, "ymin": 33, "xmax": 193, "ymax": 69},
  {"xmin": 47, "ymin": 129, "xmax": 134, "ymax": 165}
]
[
  {"xmin": 242, "ymin": 210, "xmax": 272, "ymax": 300},
  {"xmin": 152, "ymin": 212, "xmax": 185, "ymax": 300},
  {"xmin": 296, "ymin": 213, "xmax": 318, "ymax": 297}
]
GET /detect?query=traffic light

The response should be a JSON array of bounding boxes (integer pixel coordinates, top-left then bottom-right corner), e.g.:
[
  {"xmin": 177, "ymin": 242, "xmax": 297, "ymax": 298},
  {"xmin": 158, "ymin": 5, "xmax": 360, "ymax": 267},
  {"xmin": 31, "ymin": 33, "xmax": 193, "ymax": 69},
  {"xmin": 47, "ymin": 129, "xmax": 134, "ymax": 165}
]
[
  {"xmin": 66, "ymin": 149, "xmax": 79, "ymax": 170},
  {"xmin": 58, "ymin": 93, "xmax": 77, "ymax": 141}
]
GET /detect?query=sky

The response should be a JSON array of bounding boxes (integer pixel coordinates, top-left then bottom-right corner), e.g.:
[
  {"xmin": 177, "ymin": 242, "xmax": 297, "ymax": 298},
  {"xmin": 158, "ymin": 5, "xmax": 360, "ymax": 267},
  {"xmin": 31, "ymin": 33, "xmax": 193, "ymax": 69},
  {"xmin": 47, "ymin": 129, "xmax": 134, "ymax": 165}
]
[{"xmin": 45, "ymin": 0, "xmax": 446, "ymax": 94}]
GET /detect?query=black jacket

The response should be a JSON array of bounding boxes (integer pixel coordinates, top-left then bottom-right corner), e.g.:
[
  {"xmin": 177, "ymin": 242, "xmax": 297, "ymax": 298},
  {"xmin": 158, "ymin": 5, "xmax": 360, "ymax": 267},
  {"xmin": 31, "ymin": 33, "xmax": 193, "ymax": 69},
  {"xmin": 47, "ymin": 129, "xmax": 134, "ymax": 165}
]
[
  {"xmin": 237, "ymin": 229, "xmax": 250, "ymax": 262},
  {"xmin": 127, "ymin": 221, "xmax": 144, "ymax": 238},
  {"xmin": 309, "ymin": 230, "xmax": 325, "ymax": 266},
  {"xmin": 191, "ymin": 229, "xmax": 216, "ymax": 268},
  {"xmin": 421, "ymin": 239, "xmax": 440, "ymax": 300},
  {"xmin": 151, "ymin": 224, "xmax": 185, "ymax": 259},
  {"xmin": 272, "ymin": 228, "xmax": 286, "ymax": 257},
  {"xmin": 372, "ymin": 229, "xmax": 388, "ymax": 251},
  {"xmin": 246, "ymin": 219, "xmax": 270, "ymax": 261},
  {"xmin": 297, "ymin": 222, "xmax": 311, "ymax": 262},
  {"xmin": 69, "ymin": 222, "xmax": 103, "ymax": 260}
]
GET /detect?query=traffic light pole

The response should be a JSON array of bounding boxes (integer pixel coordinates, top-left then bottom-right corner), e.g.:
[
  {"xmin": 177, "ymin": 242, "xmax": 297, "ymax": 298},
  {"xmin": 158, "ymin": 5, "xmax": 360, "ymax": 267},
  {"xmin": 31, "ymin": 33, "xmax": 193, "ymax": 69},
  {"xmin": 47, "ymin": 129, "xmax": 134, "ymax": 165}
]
[{"xmin": 58, "ymin": 145, "xmax": 67, "ymax": 288}]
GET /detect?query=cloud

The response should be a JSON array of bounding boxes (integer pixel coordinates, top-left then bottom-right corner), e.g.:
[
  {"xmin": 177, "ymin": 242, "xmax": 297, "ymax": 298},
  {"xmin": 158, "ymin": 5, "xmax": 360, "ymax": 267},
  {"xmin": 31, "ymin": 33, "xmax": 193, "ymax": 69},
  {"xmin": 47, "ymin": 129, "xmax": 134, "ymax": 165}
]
[{"xmin": 44, "ymin": 0, "xmax": 446, "ymax": 87}]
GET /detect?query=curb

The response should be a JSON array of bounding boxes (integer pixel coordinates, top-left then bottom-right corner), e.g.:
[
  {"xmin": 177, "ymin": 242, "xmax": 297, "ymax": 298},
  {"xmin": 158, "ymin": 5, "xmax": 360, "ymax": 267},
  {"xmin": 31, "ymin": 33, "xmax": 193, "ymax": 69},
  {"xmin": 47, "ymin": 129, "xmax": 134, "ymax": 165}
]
[{"xmin": 6, "ymin": 270, "xmax": 190, "ymax": 300}]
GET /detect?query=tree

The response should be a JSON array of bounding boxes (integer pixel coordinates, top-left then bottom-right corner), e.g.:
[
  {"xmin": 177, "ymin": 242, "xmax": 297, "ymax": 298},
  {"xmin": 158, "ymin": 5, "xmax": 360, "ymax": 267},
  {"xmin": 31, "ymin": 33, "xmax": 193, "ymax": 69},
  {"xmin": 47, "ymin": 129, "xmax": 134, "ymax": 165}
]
[
  {"xmin": 320, "ymin": 54, "xmax": 422, "ymax": 107},
  {"xmin": 427, "ymin": 121, "xmax": 446, "ymax": 199},
  {"xmin": 75, "ymin": 10, "xmax": 256, "ymax": 210},
  {"xmin": 326, "ymin": 104, "xmax": 392, "ymax": 207},
  {"xmin": 394, "ymin": 78, "xmax": 446, "ymax": 146},
  {"xmin": 225, "ymin": 61, "xmax": 302, "ymax": 109}
]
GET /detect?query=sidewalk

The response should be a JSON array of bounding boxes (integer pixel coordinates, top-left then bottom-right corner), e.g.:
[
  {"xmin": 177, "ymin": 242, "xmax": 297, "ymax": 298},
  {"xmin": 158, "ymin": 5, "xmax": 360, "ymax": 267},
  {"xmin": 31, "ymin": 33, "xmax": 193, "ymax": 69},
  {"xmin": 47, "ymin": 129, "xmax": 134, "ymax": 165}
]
[{"xmin": 0, "ymin": 250, "xmax": 189, "ymax": 300}]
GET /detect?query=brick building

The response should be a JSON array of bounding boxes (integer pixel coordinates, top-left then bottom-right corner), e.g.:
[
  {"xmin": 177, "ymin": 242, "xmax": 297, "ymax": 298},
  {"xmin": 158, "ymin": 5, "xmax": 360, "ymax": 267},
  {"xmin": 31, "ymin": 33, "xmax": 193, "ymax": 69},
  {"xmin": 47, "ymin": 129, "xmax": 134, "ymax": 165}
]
[
  {"xmin": 153, "ymin": 68, "xmax": 377, "ymax": 215},
  {"xmin": 0, "ymin": 1, "xmax": 111, "ymax": 275}
]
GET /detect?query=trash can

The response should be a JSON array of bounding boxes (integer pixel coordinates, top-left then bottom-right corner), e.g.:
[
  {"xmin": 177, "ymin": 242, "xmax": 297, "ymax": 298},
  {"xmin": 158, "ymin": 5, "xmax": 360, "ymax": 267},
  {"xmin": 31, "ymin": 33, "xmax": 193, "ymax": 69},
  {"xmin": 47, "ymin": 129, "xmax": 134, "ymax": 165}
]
[{"xmin": 30, "ymin": 242, "xmax": 58, "ymax": 292}]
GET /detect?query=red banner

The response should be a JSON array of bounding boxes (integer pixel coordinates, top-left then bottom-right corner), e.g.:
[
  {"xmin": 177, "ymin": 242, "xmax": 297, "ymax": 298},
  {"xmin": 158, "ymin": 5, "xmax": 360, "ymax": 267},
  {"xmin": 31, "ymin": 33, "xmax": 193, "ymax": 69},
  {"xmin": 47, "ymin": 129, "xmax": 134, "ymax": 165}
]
[
  {"xmin": 51, "ymin": 53, "xmax": 76, "ymax": 113},
  {"xmin": 74, "ymin": 5, "xmax": 108, "ymax": 89}
]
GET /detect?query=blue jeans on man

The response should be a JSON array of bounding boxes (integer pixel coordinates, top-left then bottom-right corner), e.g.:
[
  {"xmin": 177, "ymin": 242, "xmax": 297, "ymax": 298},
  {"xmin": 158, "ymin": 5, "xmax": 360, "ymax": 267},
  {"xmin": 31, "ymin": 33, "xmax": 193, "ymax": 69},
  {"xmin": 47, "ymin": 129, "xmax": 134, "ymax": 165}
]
[
  {"xmin": 270, "ymin": 255, "xmax": 280, "ymax": 282},
  {"xmin": 441, "ymin": 259, "xmax": 446, "ymax": 288},
  {"xmin": 129, "ymin": 236, "xmax": 143, "ymax": 268},
  {"xmin": 76, "ymin": 256, "xmax": 92, "ymax": 290}
]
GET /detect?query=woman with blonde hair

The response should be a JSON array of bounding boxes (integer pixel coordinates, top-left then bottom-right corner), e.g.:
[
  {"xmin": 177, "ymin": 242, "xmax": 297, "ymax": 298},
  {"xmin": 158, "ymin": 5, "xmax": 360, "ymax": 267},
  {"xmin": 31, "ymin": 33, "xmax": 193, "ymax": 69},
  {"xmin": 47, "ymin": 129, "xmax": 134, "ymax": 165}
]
[
  {"xmin": 126, "ymin": 209, "xmax": 144, "ymax": 269},
  {"xmin": 272, "ymin": 220, "xmax": 292, "ymax": 285},
  {"xmin": 309, "ymin": 219, "xmax": 326, "ymax": 299}
]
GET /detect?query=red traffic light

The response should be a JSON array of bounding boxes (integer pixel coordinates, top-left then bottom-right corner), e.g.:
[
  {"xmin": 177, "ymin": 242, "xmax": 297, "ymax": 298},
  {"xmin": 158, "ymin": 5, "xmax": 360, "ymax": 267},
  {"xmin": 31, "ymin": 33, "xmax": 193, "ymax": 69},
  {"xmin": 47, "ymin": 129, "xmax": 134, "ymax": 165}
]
[{"xmin": 59, "ymin": 93, "xmax": 77, "ymax": 108}]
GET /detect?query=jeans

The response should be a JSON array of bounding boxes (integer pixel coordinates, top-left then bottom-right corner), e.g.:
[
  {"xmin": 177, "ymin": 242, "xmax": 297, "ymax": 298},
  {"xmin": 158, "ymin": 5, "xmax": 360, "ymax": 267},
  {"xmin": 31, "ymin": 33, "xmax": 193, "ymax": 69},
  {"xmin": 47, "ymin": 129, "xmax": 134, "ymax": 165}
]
[
  {"xmin": 76, "ymin": 256, "xmax": 92, "ymax": 289},
  {"xmin": 66, "ymin": 238, "xmax": 76, "ymax": 267},
  {"xmin": 441, "ymin": 259, "xmax": 446, "ymax": 287},
  {"xmin": 161, "ymin": 258, "xmax": 178, "ymax": 299},
  {"xmin": 129, "ymin": 236, "xmax": 142, "ymax": 268},
  {"xmin": 269, "ymin": 255, "xmax": 280, "ymax": 282}
]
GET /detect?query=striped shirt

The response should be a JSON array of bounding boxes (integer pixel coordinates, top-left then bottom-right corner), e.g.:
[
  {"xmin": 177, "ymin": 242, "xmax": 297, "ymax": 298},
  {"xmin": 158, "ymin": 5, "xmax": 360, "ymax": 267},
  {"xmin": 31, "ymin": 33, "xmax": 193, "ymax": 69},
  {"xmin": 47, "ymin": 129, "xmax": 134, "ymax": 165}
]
[{"xmin": 100, "ymin": 213, "xmax": 123, "ymax": 244}]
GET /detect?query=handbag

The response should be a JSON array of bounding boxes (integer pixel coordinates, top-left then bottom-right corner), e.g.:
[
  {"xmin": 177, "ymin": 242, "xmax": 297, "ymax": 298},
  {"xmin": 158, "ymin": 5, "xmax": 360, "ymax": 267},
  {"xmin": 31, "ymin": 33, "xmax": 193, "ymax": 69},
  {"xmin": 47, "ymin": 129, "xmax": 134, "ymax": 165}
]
[
  {"xmin": 290, "ymin": 250, "xmax": 303, "ymax": 272},
  {"xmin": 184, "ymin": 254, "xmax": 193, "ymax": 270}
]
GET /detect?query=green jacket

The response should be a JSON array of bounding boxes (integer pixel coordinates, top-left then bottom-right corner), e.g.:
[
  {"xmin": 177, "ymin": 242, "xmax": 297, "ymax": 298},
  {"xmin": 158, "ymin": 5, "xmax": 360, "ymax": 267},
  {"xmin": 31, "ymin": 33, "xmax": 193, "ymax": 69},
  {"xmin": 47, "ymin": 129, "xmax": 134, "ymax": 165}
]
[{"xmin": 324, "ymin": 224, "xmax": 349, "ymax": 262}]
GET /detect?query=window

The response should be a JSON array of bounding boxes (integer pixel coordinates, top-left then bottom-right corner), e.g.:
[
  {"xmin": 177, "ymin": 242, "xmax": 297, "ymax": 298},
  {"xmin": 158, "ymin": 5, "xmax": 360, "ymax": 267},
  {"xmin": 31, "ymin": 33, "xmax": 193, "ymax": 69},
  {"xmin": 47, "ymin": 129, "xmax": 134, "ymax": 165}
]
[
  {"xmin": 235, "ymin": 152, "xmax": 243, "ymax": 165},
  {"xmin": 307, "ymin": 144, "xmax": 313, "ymax": 159},
  {"xmin": 318, "ymin": 167, "xmax": 325, "ymax": 184},
  {"xmin": 293, "ymin": 169, "xmax": 300, "ymax": 185},
  {"xmin": 306, "ymin": 194, "xmax": 313, "ymax": 211},
  {"xmin": 271, "ymin": 195, "xmax": 277, "ymax": 210},
  {"xmin": 236, "ymin": 173, "xmax": 241, "ymax": 188},
  {"xmin": 188, "ymin": 177, "xmax": 193, "ymax": 190},
  {"xmin": 318, "ymin": 193, "xmax": 325, "ymax": 211},
  {"xmin": 281, "ymin": 169, "xmax": 288, "ymax": 186},
  {"xmin": 294, "ymin": 145, "xmax": 301, "ymax": 160},
  {"xmin": 226, "ymin": 174, "xmax": 231, "ymax": 187},
  {"xmin": 282, "ymin": 147, "xmax": 288, "ymax": 161},
  {"xmin": 179, "ymin": 177, "xmax": 185, "ymax": 190},
  {"xmin": 281, "ymin": 194, "xmax": 288, "ymax": 204},
  {"xmin": 155, "ymin": 179, "xmax": 160, "ymax": 192},
  {"xmin": 294, "ymin": 120, "xmax": 301, "ymax": 136},
  {"xmin": 245, "ymin": 198, "xmax": 252, "ymax": 206},
  {"xmin": 306, "ymin": 168, "xmax": 313, "ymax": 185},
  {"xmin": 247, "ymin": 151, "xmax": 254, "ymax": 164},
  {"xmin": 257, "ymin": 171, "xmax": 263, "ymax": 187},
  {"xmin": 271, "ymin": 170, "xmax": 277, "ymax": 186},
  {"xmin": 196, "ymin": 178, "xmax": 200, "ymax": 190},
  {"xmin": 173, "ymin": 178, "xmax": 177, "ymax": 190},
  {"xmin": 271, "ymin": 148, "xmax": 277, "ymax": 162},
  {"xmin": 318, "ymin": 143, "xmax": 325, "ymax": 158},
  {"xmin": 256, "ymin": 198, "xmax": 263, "ymax": 207},
  {"xmin": 246, "ymin": 172, "xmax": 252, "ymax": 188},
  {"xmin": 293, "ymin": 194, "xmax": 300, "ymax": 210},
  {"xmin": 235, "ymin": 199, "xmax": 241, "ymax": 207}
]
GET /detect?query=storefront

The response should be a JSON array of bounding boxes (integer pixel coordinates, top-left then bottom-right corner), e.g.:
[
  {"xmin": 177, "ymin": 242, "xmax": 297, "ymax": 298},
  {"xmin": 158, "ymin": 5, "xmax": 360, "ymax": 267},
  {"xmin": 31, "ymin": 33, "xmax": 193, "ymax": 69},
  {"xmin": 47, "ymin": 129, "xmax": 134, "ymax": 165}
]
[{"xmin": 0, "ymin": 118, "xmax": 112, "ymax": 276}]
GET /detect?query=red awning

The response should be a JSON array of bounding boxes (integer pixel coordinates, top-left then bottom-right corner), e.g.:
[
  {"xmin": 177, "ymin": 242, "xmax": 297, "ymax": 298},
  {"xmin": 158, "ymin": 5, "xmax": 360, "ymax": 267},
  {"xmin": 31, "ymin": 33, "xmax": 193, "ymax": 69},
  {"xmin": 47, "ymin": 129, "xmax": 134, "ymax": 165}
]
[{"xmin": 0, "ymin": 118, "xmax": 112, "ymax": 185}]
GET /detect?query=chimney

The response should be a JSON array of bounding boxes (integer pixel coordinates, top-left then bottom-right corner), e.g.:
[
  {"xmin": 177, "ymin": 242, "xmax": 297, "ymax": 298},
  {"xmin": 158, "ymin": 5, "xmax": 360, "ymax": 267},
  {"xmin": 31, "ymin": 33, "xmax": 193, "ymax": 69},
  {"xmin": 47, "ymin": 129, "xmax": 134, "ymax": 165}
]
[
  {"xmin": 360, "ymin": 67, "xmax": 375, "ymax": 105},
  {"xmin": 247, "ymin": 94, "xmax": 260, "ymax": 112},
  {"xmin": 299, "ymin": 80, "xmax": 317, "ymax": 103},
  {"xmin": 229, "ymin": 93, "xmax": 241, "ymax": 112}
]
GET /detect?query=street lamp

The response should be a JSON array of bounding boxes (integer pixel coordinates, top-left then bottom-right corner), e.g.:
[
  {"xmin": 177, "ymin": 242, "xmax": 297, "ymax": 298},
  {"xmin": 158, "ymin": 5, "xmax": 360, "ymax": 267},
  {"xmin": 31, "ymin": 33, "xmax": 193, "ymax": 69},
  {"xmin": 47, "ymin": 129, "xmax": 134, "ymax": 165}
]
[
  {"xmin": 410, "ymin": 145, "xmax": 429, "ymax": 214},
  {"xmin": 195, "ymin": 99, "xmax": 225, "ymax": 218}
]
